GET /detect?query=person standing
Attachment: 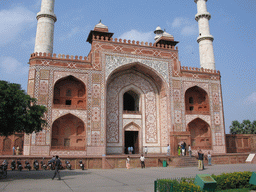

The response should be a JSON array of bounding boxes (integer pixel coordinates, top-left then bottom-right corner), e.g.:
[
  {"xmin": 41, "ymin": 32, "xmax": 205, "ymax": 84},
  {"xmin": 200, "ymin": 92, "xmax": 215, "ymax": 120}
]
[
  {"xmin": 52, "ymin": 155, "xmax": 61, "ymax": 180},
  {"xmin": 183, "ymin": 142, "xmax": 187, "ymax": 156},
  {"xmin": 198, "ymin": 149, "xmax": 204, "ymax": 171},
  {"xmin": 130, "ymin": 146, "xmax": 134, "ymax": 154},
  {"xmin": 12, "ymin": 146, "xmax": 15, "ymax": 155},
  {"xmin": 177, "ymin": 145, "xmax": 181, "ymax": 156},
  {"xmin": 207, "ymin": 151, "xmax": 212, "ymax": 166},
  {"xmin": 181, "ymin": 143, "xmax": 185, "ymax": 156},
  {"xmin": 128, "ymin": 147, "xmax": 131, "ymax": 154},
  {"xmin": 16, "ymin": 146, "xmax": 19, "ymax": 155},
  {"xmin": 126, "ymin": 156, "xmax": 130, "ymax": 169},
  {"xmin": 144, "ymin": 146, "xmax": 148, "ymax": 155},
  {"xmin": 140, "ymin": 154, "xmax": 145, "ymax": 169},
  {"xmin": 167, "ymin": 144, "xmax": 170, "ymax": 156},
  {"xmin": 188, "ymin": 145, "xmax": 192, "ymax": 157}
]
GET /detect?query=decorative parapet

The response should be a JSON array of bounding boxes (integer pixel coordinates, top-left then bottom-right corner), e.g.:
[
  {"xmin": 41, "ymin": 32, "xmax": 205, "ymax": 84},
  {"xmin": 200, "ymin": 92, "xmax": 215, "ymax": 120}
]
[
  {"xmin": 181, "ymin": 66, "xmax": 220, "ymax": 75},
  {"xmin": 30, "ymin": 52, "xmax": 91, "ymax": 63},
  {"xmin": 92, "ymin": 35, "xmax": 178, "ymax": 50}
]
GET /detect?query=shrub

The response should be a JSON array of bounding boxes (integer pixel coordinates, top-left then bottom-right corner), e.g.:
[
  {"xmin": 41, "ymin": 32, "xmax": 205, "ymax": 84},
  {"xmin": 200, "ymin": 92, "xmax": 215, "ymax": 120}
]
[
  {"xmin": 157, "ymin": 178, "xmax": 202, "ymax": 192},
  {"xmin": 211, "ymin": 171, "xmax": 253, "ymax": 190}
]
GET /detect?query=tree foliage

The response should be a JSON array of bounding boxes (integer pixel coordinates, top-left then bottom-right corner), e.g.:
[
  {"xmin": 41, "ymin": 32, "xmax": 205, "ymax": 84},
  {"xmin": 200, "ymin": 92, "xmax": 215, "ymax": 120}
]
[
  {"xmin": 0, "ymin": 80, "xmax": 47, "ymax": 136},
  {"xmin": 229, "ymin": 120, "xmax": 256, "ymax": 134}
]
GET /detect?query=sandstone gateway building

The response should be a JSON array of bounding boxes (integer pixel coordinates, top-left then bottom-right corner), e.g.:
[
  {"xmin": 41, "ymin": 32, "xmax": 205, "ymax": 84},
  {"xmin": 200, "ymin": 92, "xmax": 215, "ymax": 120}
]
[{"xmin": 20, "ymin": 0, "xmax": 226, "ymax": 156}]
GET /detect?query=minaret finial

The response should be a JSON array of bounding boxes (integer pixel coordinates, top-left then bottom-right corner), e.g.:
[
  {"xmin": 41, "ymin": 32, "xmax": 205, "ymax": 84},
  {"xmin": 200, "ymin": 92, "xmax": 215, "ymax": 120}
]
[
  {"xmin": 34, "ymin": 0, "xmax": 57, "ymax": 54},
  {"xmin": 195, "ymin": 0, "xmax": 215, "ymax": 70}
]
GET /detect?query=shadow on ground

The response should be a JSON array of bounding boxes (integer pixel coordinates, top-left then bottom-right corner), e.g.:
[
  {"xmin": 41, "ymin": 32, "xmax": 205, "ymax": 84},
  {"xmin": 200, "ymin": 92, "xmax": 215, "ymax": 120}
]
[{"xmin": 0, "ymin": 169, "xmax": 91, "ymax": 182}]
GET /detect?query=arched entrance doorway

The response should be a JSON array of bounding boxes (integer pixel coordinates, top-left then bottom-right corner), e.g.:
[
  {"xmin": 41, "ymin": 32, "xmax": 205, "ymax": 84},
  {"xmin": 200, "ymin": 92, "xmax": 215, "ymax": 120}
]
[{"xmin": 125, "ymin": 131, "xmax": 138, "ymax": 154}]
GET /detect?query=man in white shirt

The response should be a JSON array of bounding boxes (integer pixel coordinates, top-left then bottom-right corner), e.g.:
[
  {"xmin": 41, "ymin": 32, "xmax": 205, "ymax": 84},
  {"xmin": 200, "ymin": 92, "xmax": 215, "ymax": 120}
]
[
  {"xmin": 167, "ymin": 144, "xmax": 170, "ymax": 156},
  {"xmin": 140, "ymin": 154, "xmax": 145, "ymax": 169},
  {"xmin": 144, "ymin": 146, "xmax": 148, "ymax": 155}
]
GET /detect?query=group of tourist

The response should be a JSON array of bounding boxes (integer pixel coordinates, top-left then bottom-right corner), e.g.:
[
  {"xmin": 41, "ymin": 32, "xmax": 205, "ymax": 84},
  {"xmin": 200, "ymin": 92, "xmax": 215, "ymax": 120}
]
[
  {"xmin": 126, "ymin": 154, "xmax": 146, "ymax": 169},
  {"xmin": 12, "ymin": 146, "xmax": 20, "ymax": 156},
  {"xmin": 177, "ymin": 142, "xmax": 192, "ymax": 156}
]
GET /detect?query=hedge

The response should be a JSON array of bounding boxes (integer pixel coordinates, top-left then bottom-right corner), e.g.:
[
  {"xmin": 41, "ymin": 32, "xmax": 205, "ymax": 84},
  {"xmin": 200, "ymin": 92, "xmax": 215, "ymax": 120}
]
[
  {"xmin": 211, "ymin": 171, "xmax": 256, "ymax": 191},
  {"xmin": 156, "ymin": 171, "xmax": 256, "ymax": 192}
]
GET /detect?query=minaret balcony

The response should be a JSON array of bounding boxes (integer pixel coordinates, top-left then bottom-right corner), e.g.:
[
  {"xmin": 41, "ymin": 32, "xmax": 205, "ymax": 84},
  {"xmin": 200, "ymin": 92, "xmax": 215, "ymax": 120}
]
[{"xmin": 195, "ymin": 12, "xmax": 211, "ymax": 21}]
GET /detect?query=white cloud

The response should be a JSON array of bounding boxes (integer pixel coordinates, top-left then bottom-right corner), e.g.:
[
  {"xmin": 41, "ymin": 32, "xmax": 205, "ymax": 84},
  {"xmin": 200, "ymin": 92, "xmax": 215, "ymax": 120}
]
[
  {"xmin": 171, "ymin": 17, "xmax": 190, "ymax": 28},
  {"xmin": 245, "ymin": 92, "xmax": 256, "ymax": 104},
  {"xmin": 181, "ymin": 25, "xmax": 198, "ymax": 36},
  {"xmin": 119, "ymin": 29, "xmax": 154, "ymax": 43},
  {"xmin": 169, "ymin": 17, "xmax": 198, "ymax": 36},
  {"xmin": 0, "ymin": 6, "xmax": 36, "ymax": 46},
  {"xmin": 59, "ymin": 27, "xmax": 80, "ymax": 41},
  {"xmin": 0, "ymin": 57, "xmax": 29, "ymax": 75}
]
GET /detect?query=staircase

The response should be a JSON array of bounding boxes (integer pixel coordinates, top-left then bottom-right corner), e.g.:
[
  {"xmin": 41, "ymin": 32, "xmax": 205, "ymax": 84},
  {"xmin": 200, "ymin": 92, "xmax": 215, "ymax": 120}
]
[{"xmin": 172, "ymin": 156, "xmax": 198, "ymax": 167}]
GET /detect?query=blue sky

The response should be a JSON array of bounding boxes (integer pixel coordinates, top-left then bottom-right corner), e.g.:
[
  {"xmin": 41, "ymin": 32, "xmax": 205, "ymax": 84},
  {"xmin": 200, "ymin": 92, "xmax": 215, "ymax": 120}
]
[{"xmin": 0, "ymin": 0, "xmax": 255, "ymax": 133}]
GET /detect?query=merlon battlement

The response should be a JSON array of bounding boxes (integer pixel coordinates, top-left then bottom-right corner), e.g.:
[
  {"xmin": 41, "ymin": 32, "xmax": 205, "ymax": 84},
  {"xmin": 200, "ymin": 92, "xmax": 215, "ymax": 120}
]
[
  {"xmin": 92, "ymin": 35, "xmax": 178, "ymax": 50},
  {"xmin": 181, "ymin": 66, "xmax": 220, "ymax": 74},
  {"xmin": 30, "ymin": 52, "xmax": 91, "ymax": 63}
]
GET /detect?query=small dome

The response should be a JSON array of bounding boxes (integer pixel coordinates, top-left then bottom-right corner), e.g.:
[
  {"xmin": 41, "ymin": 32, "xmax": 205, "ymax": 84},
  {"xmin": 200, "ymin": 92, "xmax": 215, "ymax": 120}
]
[
  {"xmin": 155, "ymin": 26, "xmax": 162, "ymax": 31},
  {"xmin": 163, "ymin": 31, "xmax": 173, "ymax": 38},
  {"xmin": 154, "ymin": 26, "xmax": 164, "ymax": 34},
  {"xmin": 95, "ymin": 20, "xmax": 108, "ymax": 29}
]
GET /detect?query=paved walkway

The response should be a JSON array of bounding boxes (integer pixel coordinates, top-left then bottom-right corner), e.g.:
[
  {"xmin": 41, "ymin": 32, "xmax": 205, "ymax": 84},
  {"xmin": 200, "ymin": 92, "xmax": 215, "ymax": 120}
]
[{"xmin": 0, "ymin": 164, "xmax": 255, "ymax": 192}]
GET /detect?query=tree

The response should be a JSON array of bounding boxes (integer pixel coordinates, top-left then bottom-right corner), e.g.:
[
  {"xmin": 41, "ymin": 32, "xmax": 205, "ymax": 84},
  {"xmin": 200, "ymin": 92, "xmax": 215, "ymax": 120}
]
[
  {"xmin": 0, "ymin": 80, "xmax": 47, "ymax": 136},
  {"xmin": 229, "ymin": 120, "xmax": 256, "ymax": 134}
]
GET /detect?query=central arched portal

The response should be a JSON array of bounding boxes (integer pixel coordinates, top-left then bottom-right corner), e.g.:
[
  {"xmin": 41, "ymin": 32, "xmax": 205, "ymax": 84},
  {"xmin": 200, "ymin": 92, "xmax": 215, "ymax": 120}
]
[{"xmin": 106, "ymin": 63, "xmax": 169, "ymax": 155}]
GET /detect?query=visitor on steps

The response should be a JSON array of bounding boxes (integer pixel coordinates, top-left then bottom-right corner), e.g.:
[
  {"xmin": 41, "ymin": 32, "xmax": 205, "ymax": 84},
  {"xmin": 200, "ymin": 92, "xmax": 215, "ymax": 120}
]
[
  {"xmin": 181, "ymin": 143, "xmax": 185, "ymax": 156},
  {"xmin": 188, "ymin": 145, "xmax": 192, "ymax": 157}
]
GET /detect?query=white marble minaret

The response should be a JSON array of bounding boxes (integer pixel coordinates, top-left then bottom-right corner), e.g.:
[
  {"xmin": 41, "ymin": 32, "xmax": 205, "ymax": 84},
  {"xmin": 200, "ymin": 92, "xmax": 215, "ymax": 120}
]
[
  {"xmin": 195, "ymin": 0, "xmax": 215, "ymax": 70},
  {"xmin": 34, "ymin": 0, "xmax": 57, "ymax": 54}
]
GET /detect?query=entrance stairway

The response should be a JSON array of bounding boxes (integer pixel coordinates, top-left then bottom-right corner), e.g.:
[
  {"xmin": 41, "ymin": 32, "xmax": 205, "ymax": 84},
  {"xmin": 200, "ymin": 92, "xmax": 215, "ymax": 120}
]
[{"xmin": 172, "ymin": 156, "xmax": 198, "ymax": 167}]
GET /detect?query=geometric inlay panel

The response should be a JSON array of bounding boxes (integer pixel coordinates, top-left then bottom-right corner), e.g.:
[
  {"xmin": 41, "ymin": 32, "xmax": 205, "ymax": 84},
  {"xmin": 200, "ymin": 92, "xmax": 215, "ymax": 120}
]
[{"xmin": 105, "ymin": 54, "xmax": 169, "ymax": 83}]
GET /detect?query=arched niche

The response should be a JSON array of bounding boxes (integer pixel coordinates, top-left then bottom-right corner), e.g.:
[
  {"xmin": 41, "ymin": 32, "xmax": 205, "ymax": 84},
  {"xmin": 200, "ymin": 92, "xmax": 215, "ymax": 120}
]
[
  {"xmin": 3, "ymin": 138, "xmax": 11, "ymax": 151},
  {"xmin": 185, "ymin": 86, "xmax": 209, "ymax": 115},
  {"xmin": 53, "ymin": 75, "xmax": 86, "ymax": 109},
  {"xmin": 187, "ymin": 118, "xmax": 212, "ymax": 149},
  {"xmin": 123, "ymin": 90, "xmax": 140, "ymax": 113},
  {"xmin": 51, "ymin": 114, "xmax": 86, "ymax": 150}
]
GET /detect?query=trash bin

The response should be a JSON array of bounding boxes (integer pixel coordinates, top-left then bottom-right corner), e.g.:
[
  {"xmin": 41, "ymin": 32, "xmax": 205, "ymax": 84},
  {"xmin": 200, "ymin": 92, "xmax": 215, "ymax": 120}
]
[{"xmin": 163, "ymin": 160, "xmax": 167, "ymax": 167}]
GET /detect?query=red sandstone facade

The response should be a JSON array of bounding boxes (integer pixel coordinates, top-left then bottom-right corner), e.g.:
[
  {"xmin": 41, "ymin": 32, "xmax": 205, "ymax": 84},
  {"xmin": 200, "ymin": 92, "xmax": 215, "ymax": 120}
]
[{"xmin": 1, "ymin": 23, "xmax": 227, "ymax": 157}]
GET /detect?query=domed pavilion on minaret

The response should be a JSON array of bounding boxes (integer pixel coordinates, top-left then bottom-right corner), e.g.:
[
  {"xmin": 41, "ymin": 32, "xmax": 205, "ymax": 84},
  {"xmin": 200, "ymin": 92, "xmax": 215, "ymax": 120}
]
[{"xmin": 18, "ymin": 0, "xmax": 228, "ymax": 159}]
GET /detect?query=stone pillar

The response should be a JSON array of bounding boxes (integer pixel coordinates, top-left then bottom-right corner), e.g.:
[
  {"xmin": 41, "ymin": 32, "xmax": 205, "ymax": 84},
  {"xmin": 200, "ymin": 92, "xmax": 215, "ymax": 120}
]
[
  {"xmin": 195, "ymin": 0, "xmax": 215, "ymax": 70},
  {"xmin": 34, "ymin": 0, "xmax": 57, "ymax": 54}
]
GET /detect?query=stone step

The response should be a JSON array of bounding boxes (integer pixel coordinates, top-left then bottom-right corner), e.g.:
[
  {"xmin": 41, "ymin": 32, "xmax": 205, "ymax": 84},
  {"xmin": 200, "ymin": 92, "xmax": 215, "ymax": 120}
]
[{"xmin": 172, "ymin": 156, "xmax": 198, "ymax": 167}]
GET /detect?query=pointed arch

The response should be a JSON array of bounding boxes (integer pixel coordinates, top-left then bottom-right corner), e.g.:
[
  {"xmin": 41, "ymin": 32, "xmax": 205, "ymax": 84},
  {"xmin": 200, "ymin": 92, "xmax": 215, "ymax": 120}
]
[
  {"xmin": 53, "ymin": 75, "xmax": 86, "ymax": 109},
  {"xmin": 51, "ymin": 113, "xmax": 86, "ymax": 150},
  {"xmin": 124, "ymin": 122, "xmax": 141, "ymax": 131},
  {"xmin": 187, "ymin": 118, "xmax": 212, "ymax": 149},
  {"xmin": 185, "ymin": 86, "xmax": 210, "ymax": 115},
  {"xmin": 3, "ymin": 138, "xmax": 11, "ymax": 151}
]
